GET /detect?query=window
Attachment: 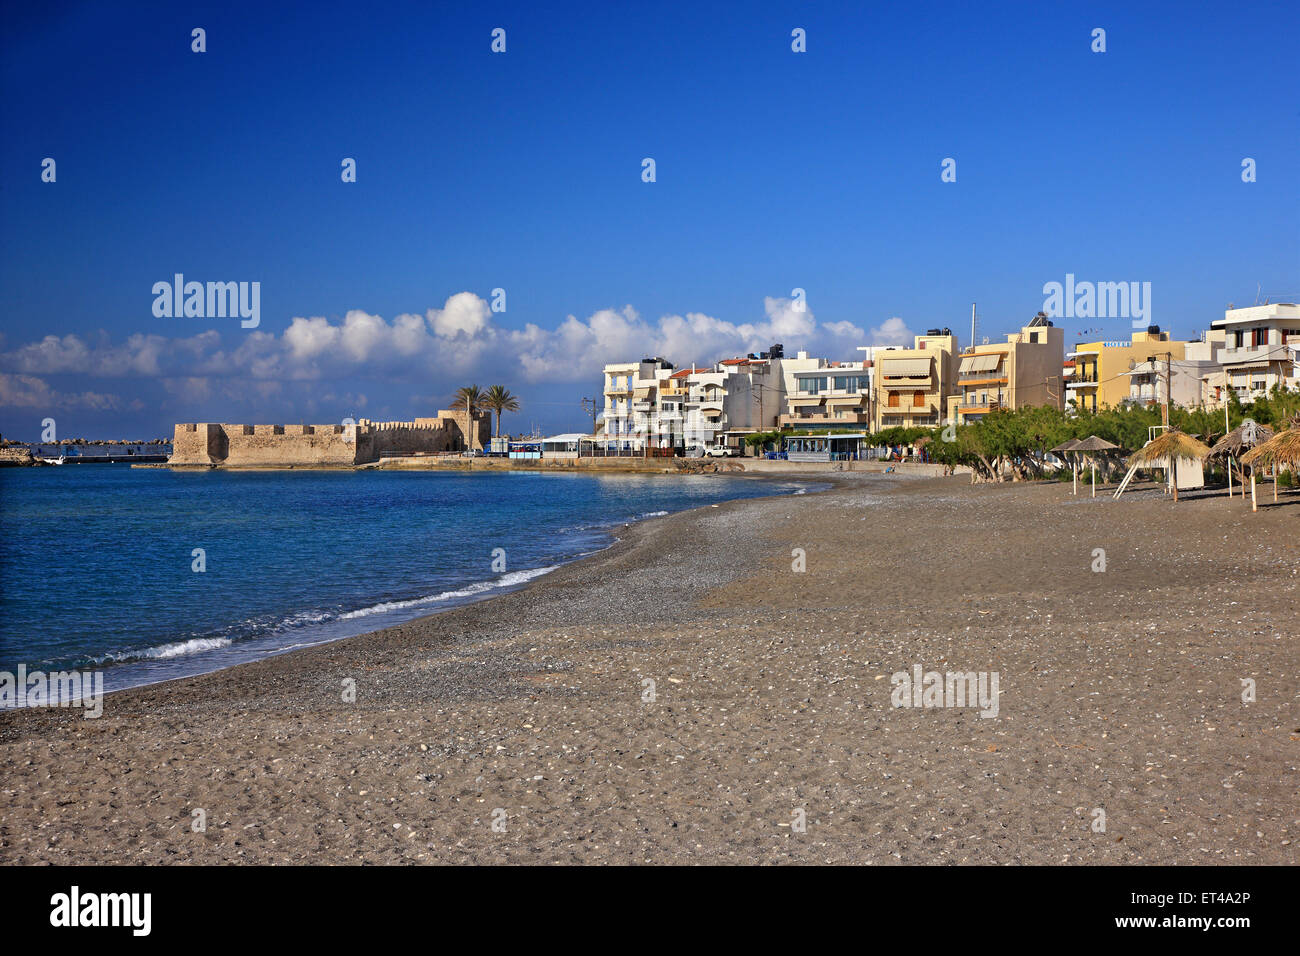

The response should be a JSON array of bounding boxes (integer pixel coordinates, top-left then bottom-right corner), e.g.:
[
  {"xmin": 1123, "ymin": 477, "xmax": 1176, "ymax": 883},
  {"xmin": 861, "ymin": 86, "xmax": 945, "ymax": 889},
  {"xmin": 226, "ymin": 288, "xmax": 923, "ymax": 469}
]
[
  {"xmin": 913, "ymin": 391, "xmax": 925, "ymax": 407},
  {"xmin": 888, "ymin": 391, "xmax": 900, "ymax": 408},
  {"xmin": 798, "ymin": 377, "xmax": 825, "ymax": 394}
]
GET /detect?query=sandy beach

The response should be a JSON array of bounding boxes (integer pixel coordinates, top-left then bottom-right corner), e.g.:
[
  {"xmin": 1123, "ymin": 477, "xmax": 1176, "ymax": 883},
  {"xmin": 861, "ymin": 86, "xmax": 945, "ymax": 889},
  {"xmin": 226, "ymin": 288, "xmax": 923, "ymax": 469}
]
[{"xmin": 1, "ymin": 473, "xmax": 1296, "ymax": 865}]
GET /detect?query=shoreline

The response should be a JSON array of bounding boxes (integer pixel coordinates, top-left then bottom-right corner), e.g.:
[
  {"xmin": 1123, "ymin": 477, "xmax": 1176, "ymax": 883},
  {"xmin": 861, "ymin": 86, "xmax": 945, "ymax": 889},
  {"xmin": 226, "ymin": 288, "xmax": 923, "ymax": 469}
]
[
  {"xmin": 2, "ymin": 471, "xmax": 828, "ymax": 707},
  {"xmin": 1, "ymin": 472, "xmax": 1295, "ymax": 864}
]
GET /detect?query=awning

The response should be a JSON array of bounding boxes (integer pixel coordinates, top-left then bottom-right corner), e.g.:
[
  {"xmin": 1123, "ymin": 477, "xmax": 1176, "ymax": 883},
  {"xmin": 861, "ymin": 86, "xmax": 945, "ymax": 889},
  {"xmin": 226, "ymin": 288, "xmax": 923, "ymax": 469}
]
[
  {"xmin": 881, "ymin": 378, "xmax": 930, "ymax": 389},
  {"xmin": 632, "ymin": 387, "xmax": 653, "ymax": 399},
  {"xmin": 959, "ymin": 353, "xmax": 1002, "ymax": 374},
  {"xmin": 1225, "ymin": 360, "xmax": 1272, "ymax": 370},
  {"xmin": 880, "ymin": 358, "xmax": 931, "ymax": 377},
  {"xmin": 826, "ymin": 396, "xmax": 867, "ymax": 405},
  {"xmin": 787, "ymin": 396, "xmax": 825, "ymax": 405}
]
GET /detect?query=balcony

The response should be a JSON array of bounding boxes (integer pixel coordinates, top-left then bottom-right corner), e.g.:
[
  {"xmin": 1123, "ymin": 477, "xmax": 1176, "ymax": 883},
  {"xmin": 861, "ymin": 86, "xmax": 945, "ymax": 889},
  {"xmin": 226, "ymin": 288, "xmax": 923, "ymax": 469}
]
[
  {"xmin": 1221, "ymin": 342, "xmax": 1297, "ymax": 366},
  {"xmin": 779, "ymin": 412, "xmax": 871, "ymax": 427},
  {"xmin": 605, "ymin": 386, "xmax": 632, "ymax": 397},
  {"xmin": 881, "ymin": 398, "xmax": 939, "ymax": 415}
]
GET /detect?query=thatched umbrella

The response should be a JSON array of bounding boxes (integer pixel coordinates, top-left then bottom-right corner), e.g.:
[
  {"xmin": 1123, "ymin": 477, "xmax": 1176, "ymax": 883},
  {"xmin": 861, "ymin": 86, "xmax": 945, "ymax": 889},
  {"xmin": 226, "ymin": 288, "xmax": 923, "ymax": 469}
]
[
  {"xmin": 1126, "ymin": 429, "xmax": 1211, "ymax": 502},
  {"xmin": 1208, "ymin": 422, "xmax": 1274, "ymax": 498},
  {"xmin": 1240, "ymin": 422, "xmax": 1300, "ymax": 506},
  {"xmin": 1072, "ymin": 435, "xmax": 1119, "ymax": 497},
  {"xmin": 1051, "ymin": 437, "xmax": 1083, "ymax": 495}
]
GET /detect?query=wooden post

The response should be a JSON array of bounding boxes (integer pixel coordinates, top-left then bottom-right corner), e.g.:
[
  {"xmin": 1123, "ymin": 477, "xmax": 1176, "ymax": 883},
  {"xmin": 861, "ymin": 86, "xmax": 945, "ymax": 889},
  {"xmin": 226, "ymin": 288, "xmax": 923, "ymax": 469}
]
[
  {"xmin": 1072, "ymin": 460, "xmax": 1077, "ymax": 496},
  {"xmin": 1091, "ymin": 460, "xmax": 1096, "ymax": 498},
  {"xmin": 1227, "ymin": 454, "xmax": 1233, "ymax": 497},
  {"xmin": 1251, "ymin": 470, "xmax": 1257, "ymax": 512}
]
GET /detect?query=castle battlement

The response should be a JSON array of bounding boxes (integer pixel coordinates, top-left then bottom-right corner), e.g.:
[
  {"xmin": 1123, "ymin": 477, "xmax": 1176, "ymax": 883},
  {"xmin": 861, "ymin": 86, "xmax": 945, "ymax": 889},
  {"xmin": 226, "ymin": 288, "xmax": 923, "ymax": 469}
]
[{"xmin": 169, "ymin": 411, "xmax": 490, "ymax": 467}]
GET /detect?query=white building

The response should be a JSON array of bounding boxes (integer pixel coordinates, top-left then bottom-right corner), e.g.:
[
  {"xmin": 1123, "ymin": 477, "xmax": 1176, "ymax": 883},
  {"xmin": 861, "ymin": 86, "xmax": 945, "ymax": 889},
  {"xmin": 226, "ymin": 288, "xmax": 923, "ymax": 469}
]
[
  {"xmin": 599, "ymin": 358, "xmax": 678, "ymax": 451},
  {"xmin": 1209, "ymin": 303, "xmax": 1300, "ymax": 402},
  {"xmin": 599, "ymin": 346, "xmax": 787, "ymax": 453},
  {"xmin": 777, "ymin": 350, "xmax": 873, "ymax": 430}
]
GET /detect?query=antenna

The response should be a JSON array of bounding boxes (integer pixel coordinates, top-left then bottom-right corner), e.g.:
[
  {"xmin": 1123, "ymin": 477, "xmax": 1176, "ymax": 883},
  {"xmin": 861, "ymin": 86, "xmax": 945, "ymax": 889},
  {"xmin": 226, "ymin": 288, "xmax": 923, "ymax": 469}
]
[{"xmin": 970, "ymin": 303, "xmax": 978, "ymax": 354}]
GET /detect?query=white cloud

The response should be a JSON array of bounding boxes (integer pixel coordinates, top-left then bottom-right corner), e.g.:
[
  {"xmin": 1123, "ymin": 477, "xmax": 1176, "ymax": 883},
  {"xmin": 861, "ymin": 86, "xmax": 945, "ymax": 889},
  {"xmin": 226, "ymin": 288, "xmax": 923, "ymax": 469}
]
[
  {"xmin": 428, "ymin": 292, "xmax": 490, "ymax": 338},
  {"xmin": 0, "ymin": 373, "xmax": 126, "ymax": 410},
  {"xmin": 0, "ymin": 293, "xmax": 909, "ymax": 410},
  {"xmin": 865, "ymin": 316, "xmax": 914, "ymax": 346}
]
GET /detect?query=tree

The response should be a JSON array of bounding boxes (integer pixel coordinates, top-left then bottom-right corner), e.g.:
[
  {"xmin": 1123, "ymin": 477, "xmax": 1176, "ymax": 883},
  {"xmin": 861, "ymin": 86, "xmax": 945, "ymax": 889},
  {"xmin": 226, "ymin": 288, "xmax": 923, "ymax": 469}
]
[
  {"xmin": 450, "ymin": 384, "xmax": 484, "ymax": 452},
  {"xmin": 482, "ymin": 385, "xmax": 521, "ymax": 438}
]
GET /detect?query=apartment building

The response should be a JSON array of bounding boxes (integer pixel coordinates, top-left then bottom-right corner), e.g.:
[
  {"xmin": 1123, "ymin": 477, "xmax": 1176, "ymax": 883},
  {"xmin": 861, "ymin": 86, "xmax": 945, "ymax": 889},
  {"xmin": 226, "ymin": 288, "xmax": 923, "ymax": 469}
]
[
  {"xmin": 946, "ymin": 315, "xmax": 1065, "ymax": 424},
  {"xmin": 1066, "ymin": 328, "xmax": 1188, "ymax": 413},
  {"xmin": 1120, "ymin": 327, "xmax": 1223, "ymax": 409},
  {"xmin": 600, "ymin": 346, "xmax": 785, "ymax": 452},
  {"xmin": 599, "ymin": 357, "xmax": 676, "ymax": 450},
  {"xmin": 1208, "ymin": 303, "xmax": 1300, "ymax": 402},
  {"xmin": 873, "ymin": 329, "xmax": 960, "ymax": 430},
  {"xmin": 778, "ymin": 350, "xmax": 873, "ymax": 430}
]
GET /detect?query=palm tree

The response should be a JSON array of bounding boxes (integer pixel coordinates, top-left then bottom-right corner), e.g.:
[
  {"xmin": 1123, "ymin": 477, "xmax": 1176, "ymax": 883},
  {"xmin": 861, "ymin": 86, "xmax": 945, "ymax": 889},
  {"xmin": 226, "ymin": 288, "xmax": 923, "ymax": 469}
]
[
  {"xmin": 450, "ymin": 384, "xmax": 484, "ymax": 453},
  {"xmin": 483, "ymin": 385, "xmax": 521, "ymax": 438}
]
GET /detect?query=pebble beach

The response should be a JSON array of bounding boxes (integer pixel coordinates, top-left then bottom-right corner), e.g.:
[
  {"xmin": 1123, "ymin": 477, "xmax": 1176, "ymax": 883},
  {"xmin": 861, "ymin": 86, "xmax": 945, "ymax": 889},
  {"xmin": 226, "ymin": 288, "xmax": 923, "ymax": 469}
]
[{"xmin": 1, "ymin": 473, "xmax": 1296, "ymax": 864}]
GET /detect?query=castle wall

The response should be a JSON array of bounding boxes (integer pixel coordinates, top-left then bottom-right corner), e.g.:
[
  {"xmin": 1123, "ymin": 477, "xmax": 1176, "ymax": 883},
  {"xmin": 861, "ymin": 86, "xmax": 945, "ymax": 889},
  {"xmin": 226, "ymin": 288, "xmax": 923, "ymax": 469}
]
[
  {"xmin": 223, "ymin": 424, "xmax": 358, "ymax": 466},
  {"xmin": 169, "ymin": 414, "xmax": 489, "ymax": 467},
  {"xmin": 171, "ymin": 423, "xmax": 226, "ymax": 464},
  {"xmin": 357, "ymin": 421, "xmax": 457, "ymax": 462}
]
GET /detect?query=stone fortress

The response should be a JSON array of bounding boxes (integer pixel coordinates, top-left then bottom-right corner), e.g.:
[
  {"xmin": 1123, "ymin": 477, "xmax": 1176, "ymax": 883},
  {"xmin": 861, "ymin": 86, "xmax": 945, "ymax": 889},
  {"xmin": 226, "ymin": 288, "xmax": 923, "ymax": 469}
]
[{"xmin": 169, "ymin": 409, "xmax": 491, "ymax": 467}]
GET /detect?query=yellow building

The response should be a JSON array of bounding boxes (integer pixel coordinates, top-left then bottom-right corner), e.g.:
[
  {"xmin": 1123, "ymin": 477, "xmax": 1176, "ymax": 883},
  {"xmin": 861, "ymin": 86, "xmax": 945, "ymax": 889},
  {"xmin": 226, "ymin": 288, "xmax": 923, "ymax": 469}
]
[
  {"xmin": 947, "ymin": 316, "xmax": 1065, "ymax": 424},
  {"xmin": 873, "ymin": 329, "xmax": 959, "ymax": 430},
  {"xmin": 1066, "ymin": 328, "xmax": 1188, "ymax": 413}
]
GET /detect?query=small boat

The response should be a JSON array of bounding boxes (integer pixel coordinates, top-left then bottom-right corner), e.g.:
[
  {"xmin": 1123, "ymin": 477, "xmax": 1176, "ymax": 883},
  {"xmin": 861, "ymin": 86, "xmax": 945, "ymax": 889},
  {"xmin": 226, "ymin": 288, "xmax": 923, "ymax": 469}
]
[{"xmin": 38, "ymin": 454, "xmax": 66, "ymax": 465}]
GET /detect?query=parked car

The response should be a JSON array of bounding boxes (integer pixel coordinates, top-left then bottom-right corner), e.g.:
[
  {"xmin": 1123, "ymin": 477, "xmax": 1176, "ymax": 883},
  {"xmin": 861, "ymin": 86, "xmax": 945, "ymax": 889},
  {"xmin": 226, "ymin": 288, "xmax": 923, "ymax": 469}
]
[{"xmin": 705, "ymin": 445, "xmax": 739, "ymax": 458}]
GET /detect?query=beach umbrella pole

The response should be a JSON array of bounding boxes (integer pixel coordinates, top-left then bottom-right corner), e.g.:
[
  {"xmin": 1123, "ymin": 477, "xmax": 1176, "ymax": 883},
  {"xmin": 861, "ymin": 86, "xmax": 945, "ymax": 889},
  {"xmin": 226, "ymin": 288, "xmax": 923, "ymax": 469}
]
[{"xmin": 1251, "ymin": 470, "xmax": 1257, "ymax": 512}]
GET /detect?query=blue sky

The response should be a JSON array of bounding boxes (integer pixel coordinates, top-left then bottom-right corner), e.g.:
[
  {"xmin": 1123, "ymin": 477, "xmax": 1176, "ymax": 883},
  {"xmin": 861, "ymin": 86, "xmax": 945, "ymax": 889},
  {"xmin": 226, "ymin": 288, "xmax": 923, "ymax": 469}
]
[{"xmin": 1, "ymin": 0, "xmax": 1296, "ymax": 438}]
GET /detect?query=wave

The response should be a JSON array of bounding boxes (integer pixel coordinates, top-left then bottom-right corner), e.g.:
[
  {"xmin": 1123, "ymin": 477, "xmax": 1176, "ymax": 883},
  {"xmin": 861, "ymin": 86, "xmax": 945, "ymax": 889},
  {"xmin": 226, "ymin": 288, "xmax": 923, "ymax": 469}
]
[
  {"xmin": 79, "ymin": 567, "xmax": 558, "ymax": 667},
  {"xmin": 93, "ymin": 636, "xmax": 234, "ymax": 664},
  {"xmin": 338, "ymin": 565, "xmax": 557, "ymax": 620}
]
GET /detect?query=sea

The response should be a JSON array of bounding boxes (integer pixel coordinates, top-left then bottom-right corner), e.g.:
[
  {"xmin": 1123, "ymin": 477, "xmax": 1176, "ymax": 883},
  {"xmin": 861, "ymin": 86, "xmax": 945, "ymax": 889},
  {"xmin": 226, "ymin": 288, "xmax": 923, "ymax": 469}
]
[{"xmin": 0, "ymin": 467, "xmax": 804, "ymax": 695}]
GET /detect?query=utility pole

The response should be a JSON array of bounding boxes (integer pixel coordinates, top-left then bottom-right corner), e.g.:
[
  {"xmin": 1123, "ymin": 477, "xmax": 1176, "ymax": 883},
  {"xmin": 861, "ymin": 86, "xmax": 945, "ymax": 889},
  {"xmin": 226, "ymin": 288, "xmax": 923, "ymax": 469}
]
[
  {"xmin": 1163, "ymin": 351, "xmax": 1171, "ymax": 428},
  {"xmin": 580, "ymin": 397, "xmax": 599, "ymax": 435}
]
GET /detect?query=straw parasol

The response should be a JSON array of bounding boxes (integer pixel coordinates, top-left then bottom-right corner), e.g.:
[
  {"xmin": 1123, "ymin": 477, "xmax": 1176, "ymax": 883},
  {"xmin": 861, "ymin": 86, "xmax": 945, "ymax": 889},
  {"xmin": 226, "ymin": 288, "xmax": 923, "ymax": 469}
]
[
  {"xmin": 1241, "ymin": 419, "xmax": 1300, "ymax": 505},
  {"xmin": 1208, "ymin": 421, "xmax": 1274, "ymax": 497},
  {"xmin": 1072, "ymin": 435, "xmax": 1119, "ymax": 498},
  {"xmin": 1051, "ymin": 438, "xmax": 1083, "ymax": 495},
  {"xmin": 1127, "ymin": 429, "xmax": 1211, "ymax": 502}
]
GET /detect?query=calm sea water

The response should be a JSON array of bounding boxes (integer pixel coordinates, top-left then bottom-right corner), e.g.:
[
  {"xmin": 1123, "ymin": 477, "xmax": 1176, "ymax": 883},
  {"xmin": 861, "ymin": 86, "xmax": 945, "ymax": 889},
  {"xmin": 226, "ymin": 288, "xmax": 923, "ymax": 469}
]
[{"xmin": 0, "ymin": 467, "xmax": 804, "ymax": 694}]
